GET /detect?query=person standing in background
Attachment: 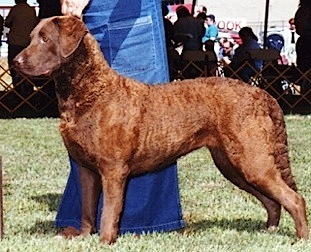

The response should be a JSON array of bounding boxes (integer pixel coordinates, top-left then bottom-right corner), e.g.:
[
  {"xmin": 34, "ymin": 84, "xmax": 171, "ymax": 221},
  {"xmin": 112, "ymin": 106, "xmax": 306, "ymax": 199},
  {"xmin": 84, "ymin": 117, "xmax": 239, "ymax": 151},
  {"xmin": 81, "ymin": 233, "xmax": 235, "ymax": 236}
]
[
  {"xmin": 196, "ymin": 5, "xmax": 207, "ymax": 15},
  {"xmin": 174, "ymin": 5, "xmax": 205, "ymax": 53},
  {"xmin": 162, "ymin": 2, "xmax": 179, "ymax": 81},
  {"xmin": 162, "ymin": 2, "xmax": 175, "ymax": 50},
  {"xmin": 37, "ymin": 0, "xmax": 62, "ymax": 19},
  {"xmin": 224, "ymin": 27, "xmax": 262, "ymax": 83},
  {"xmin": 196, "ymin": 11, "xmax": 206, "ymax": 27},
  {"xmin": 294, "ymin": 0, "xmax": 311, "ymax": 72},
  {"xmin": 219, "ymin": 39, "xmax": 234, "ymax": 65},
  {"xmin": 5, "ymin": 0, "xmax": 37, "ymax": 91},
  {"xmin": 285, "ymin": 17, "xmax": 298, "ymax": 65},
  {"xmin": 202, "ymin": 14, "xmax": 218, "ymax": 43}
]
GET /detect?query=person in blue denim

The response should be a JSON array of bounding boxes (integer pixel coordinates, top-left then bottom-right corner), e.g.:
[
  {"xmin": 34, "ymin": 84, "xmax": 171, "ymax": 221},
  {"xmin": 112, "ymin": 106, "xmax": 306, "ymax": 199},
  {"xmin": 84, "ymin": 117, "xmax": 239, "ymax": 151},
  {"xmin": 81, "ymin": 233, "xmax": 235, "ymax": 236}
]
[{"xmin": 55, "ymin": 0, "xmax": 185, "ymax": 237}]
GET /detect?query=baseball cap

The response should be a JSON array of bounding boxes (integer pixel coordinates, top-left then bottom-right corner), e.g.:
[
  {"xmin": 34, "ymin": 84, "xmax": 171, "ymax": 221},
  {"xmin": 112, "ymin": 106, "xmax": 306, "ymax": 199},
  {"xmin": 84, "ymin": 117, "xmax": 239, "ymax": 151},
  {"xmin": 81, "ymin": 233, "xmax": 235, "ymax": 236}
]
[{"xmin": 206, "ymin": 14, "xmax": 215, "ymax": 22}]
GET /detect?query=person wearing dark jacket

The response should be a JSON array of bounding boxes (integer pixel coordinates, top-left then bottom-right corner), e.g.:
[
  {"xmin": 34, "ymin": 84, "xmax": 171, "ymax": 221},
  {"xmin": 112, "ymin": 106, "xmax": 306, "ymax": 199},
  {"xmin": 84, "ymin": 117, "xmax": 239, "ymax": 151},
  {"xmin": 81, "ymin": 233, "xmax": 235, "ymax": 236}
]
[
  {"xmin": 295, "ymin": 0, "xmax": 311, "ymax": 72},
  {"xmin": 173, "ymin": 5, "xmax": 205, "ymax": 53},
  {"xmin": 5, "ymin": 0, "xmax": 38, "ymax": 94}
]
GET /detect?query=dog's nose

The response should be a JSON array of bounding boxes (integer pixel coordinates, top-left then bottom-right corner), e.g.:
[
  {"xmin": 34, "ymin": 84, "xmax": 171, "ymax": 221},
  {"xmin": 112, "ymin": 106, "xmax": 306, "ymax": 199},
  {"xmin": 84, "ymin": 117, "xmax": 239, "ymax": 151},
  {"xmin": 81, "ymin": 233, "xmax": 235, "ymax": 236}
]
[{"xmin": 13, "ymin": 55, "xmax": 25, "ymax": 67}]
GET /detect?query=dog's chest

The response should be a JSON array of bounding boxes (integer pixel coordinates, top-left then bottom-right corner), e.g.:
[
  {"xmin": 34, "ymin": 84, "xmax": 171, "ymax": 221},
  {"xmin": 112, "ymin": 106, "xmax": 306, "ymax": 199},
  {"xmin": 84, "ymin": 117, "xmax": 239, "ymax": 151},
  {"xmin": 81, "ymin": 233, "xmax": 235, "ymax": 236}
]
[{"xmin": 59, "ymin": 112, "xmax": 99, "ymax": 163}]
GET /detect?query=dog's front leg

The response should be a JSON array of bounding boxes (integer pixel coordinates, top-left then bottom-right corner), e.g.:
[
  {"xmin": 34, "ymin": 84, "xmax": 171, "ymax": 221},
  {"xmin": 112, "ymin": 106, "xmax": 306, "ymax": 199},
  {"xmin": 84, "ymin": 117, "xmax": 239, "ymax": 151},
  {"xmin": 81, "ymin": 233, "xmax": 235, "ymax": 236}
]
[
  {"xmin": 99, "ymin": 164, "xmax": 130, "ymax": 245},
  {"xmin": 79, "ymin": 165, "xmax": 102, "ymax": 237}
]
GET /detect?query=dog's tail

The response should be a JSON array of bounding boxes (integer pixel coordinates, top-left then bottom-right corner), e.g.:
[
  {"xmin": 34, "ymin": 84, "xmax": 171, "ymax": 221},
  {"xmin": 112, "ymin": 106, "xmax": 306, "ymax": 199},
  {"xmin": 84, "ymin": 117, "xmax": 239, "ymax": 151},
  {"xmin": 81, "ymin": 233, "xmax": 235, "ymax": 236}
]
[{"xmin": 267, "ymin": 93, "xmax": 297, "ymax": 191}]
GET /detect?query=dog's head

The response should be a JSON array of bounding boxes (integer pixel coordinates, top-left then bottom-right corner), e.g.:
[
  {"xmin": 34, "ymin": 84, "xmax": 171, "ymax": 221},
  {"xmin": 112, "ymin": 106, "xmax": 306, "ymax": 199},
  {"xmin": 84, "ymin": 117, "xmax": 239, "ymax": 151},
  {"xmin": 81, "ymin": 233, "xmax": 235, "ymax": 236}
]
[{"xmin": 14, "ymin": 16, "xmax": 88, "ymax": 76}]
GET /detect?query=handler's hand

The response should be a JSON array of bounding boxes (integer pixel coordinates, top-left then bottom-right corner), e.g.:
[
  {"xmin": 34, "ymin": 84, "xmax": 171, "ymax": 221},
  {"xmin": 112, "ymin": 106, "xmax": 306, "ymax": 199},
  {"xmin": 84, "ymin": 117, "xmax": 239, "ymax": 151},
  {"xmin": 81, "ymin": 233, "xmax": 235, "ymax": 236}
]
[{"xmin": 60, "ymin": 0, "xmax": 90, "ymax": 18}]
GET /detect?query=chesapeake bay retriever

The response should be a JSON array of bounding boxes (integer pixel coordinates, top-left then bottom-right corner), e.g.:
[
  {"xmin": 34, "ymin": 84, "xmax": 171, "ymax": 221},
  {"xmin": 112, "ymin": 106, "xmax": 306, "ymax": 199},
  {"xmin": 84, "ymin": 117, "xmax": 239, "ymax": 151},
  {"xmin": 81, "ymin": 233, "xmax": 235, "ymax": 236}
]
[{"xmin": 13, "ymin": 16, "xmax": 308, "ymax": 244}]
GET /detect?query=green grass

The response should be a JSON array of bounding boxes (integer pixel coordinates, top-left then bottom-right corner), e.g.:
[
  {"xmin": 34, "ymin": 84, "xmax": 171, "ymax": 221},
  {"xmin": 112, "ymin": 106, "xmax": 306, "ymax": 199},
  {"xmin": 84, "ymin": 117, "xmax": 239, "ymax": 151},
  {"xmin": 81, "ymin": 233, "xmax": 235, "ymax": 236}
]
[{"xmin": 0, "ymin": 115, "xmax": 311, "ymax": 251}]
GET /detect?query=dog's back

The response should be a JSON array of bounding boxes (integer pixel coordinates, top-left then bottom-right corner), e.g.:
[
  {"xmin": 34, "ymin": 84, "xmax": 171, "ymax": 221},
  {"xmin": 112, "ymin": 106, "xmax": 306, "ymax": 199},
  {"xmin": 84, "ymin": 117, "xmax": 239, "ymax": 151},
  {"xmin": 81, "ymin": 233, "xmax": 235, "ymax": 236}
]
[{"xmin": 126, "ymin": 78, "xmax": 290, "ymax": 176}]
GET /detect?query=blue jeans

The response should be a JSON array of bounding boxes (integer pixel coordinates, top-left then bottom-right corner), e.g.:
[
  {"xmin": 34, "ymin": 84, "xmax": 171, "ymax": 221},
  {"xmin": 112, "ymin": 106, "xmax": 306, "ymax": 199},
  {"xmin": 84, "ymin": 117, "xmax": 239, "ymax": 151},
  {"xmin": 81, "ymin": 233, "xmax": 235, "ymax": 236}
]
[{"xmin": 54, "ymin": 0, "xmax": 185, "ymax": 234}]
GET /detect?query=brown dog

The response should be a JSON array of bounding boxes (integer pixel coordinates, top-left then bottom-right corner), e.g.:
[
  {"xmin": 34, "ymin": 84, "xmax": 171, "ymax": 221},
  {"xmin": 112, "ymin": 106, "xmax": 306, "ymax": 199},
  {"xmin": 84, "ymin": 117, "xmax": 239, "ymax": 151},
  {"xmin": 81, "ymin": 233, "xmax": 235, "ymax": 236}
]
[{"xmin": 14, "ymin": 16, "xmax": 308, "ymax": 244}]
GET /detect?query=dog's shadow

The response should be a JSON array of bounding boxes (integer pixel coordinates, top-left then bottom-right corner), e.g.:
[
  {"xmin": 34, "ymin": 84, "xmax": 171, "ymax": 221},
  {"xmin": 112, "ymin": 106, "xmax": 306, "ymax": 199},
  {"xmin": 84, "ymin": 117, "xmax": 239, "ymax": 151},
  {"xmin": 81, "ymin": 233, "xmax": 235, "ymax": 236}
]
[
  {"xmin": 31, "ymin": 193, "xmax": 61, "ymax": 212},
  {"xmin": 182, "ymin": 218, "xmax": 294, "ymax": 238},
  {"xmin": 26, "ymin": 193, "xmax": 63, "ymax": 235},
  {"xmin": 26, "ymin": 192, "xmax": 294, "ymax": 239}
]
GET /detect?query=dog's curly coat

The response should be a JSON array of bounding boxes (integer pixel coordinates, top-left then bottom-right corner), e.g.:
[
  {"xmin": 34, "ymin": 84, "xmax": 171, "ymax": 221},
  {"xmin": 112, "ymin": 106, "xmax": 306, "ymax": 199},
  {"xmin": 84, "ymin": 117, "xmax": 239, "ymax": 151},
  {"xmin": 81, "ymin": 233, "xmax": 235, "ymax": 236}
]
[{"xmin": 14, "ymin": 16, "xmax": 308, "ymax": 244}]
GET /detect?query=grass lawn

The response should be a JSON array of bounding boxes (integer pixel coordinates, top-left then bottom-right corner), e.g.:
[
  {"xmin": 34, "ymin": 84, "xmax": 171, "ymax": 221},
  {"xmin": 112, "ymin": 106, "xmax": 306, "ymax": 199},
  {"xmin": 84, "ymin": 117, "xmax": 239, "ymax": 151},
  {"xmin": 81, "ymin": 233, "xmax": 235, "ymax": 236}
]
[{"xmin": 0, "ymin": 115, "xmax": 311, "ymax": 251}]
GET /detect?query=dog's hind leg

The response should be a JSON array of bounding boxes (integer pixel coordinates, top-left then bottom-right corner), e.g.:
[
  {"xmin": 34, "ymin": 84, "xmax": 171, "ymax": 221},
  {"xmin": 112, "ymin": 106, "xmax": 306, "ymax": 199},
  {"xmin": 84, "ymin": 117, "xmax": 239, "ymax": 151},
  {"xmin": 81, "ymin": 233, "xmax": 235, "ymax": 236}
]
[
  {"xmin": 99, "ymin": 164, "xmax": 130, "ymax": 245},
  {"xmin": 248, "ymin": 168, "xmax": 308, "ymax": 239},
  {"xmin": 210, "ymin": 148, "xmax": 281, "ymax": 229},
  {"xmin": 79, "ymin": 165, "xmax": 102, "ymax": 237},
  {"xmin": 231, "ymin": 148, "xmax": 308, "ymax": 240}
]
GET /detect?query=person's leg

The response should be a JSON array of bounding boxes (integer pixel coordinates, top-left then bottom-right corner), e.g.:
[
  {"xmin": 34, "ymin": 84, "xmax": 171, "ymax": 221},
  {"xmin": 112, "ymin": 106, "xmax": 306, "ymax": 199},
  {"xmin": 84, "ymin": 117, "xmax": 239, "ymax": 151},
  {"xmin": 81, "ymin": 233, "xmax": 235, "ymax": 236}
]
[
  {"xmin": 296, "ymin": 37, "xmax": 311, "ymax": 72},
  {"xmin": 8, "ymin": 44, "xmax": 33, "ymax": 97},
  {"xmin": 238, "ymin": 65, "xmax": 256, "ymax": 83},
  {"xmin": 296, "ymin": 37, "xmax": 311, "ymax": 94},
  {"xmin": 55, "ymin": 0, "xmax": 184, "ymax": 234},
  {"xmin": 8, "ymin": 44, "xmax": 24, "ymax": 87},
  {"xmin": 296, "ymin": 37, "xmax": 304, "ymax": 71}
]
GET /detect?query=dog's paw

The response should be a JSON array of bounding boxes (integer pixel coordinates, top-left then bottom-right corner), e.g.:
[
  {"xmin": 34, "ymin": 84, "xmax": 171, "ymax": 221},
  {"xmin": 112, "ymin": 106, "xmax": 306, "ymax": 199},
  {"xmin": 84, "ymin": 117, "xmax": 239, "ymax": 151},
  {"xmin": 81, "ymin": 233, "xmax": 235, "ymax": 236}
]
[
  {"xmin": 56, "ymin": 226, "xmax": 81, "ymax": 239},
  {"xmin": 99, "ymin": 232, "xmax": 118, "ymax": 245},
  {"xmin": 267, "ymin": 225, "xmax": 279, "ymax": 233}
]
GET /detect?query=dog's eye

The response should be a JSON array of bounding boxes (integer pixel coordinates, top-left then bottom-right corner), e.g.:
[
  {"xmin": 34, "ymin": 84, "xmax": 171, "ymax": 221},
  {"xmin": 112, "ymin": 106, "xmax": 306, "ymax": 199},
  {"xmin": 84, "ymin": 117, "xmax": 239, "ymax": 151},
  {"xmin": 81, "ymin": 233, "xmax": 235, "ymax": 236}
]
[{"xmin": 42, "ymin": 36, "xmax": 49, "ymax": 43}]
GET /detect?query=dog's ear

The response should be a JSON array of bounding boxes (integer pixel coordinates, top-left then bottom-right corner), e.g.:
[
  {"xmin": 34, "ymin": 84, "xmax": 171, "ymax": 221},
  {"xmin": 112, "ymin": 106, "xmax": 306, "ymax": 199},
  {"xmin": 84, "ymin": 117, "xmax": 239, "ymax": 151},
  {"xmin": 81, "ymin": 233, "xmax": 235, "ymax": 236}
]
[{"xmin": 54, "ymin": 16, "xmax": 88, "ymax": 58}]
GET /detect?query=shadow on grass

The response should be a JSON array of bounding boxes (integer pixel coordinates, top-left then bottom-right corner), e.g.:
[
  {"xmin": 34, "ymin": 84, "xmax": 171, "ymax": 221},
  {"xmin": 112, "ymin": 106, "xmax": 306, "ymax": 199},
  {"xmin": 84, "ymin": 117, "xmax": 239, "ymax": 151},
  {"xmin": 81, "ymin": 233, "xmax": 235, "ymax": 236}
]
[
  {"xmin": 25, "ymin": 217, "xmax": 294, "ymax": 238},
  {"xmin": 25, "ymin": 193, "xmax": 64, "ymax": 235},
  {"xmin": 25, "ymin": 220, "xmax": 58, "ymax": 235},
  {"xmin": 26, "ymin": 193, "xmax": 294, "ymax": 238},
  {"xmin": 182, "ymin": 218, "xmax": 294, "ymax": 238},
  {"xmin": 31, "ymin": 193, "xmax": 62, "ymax": 212}
]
